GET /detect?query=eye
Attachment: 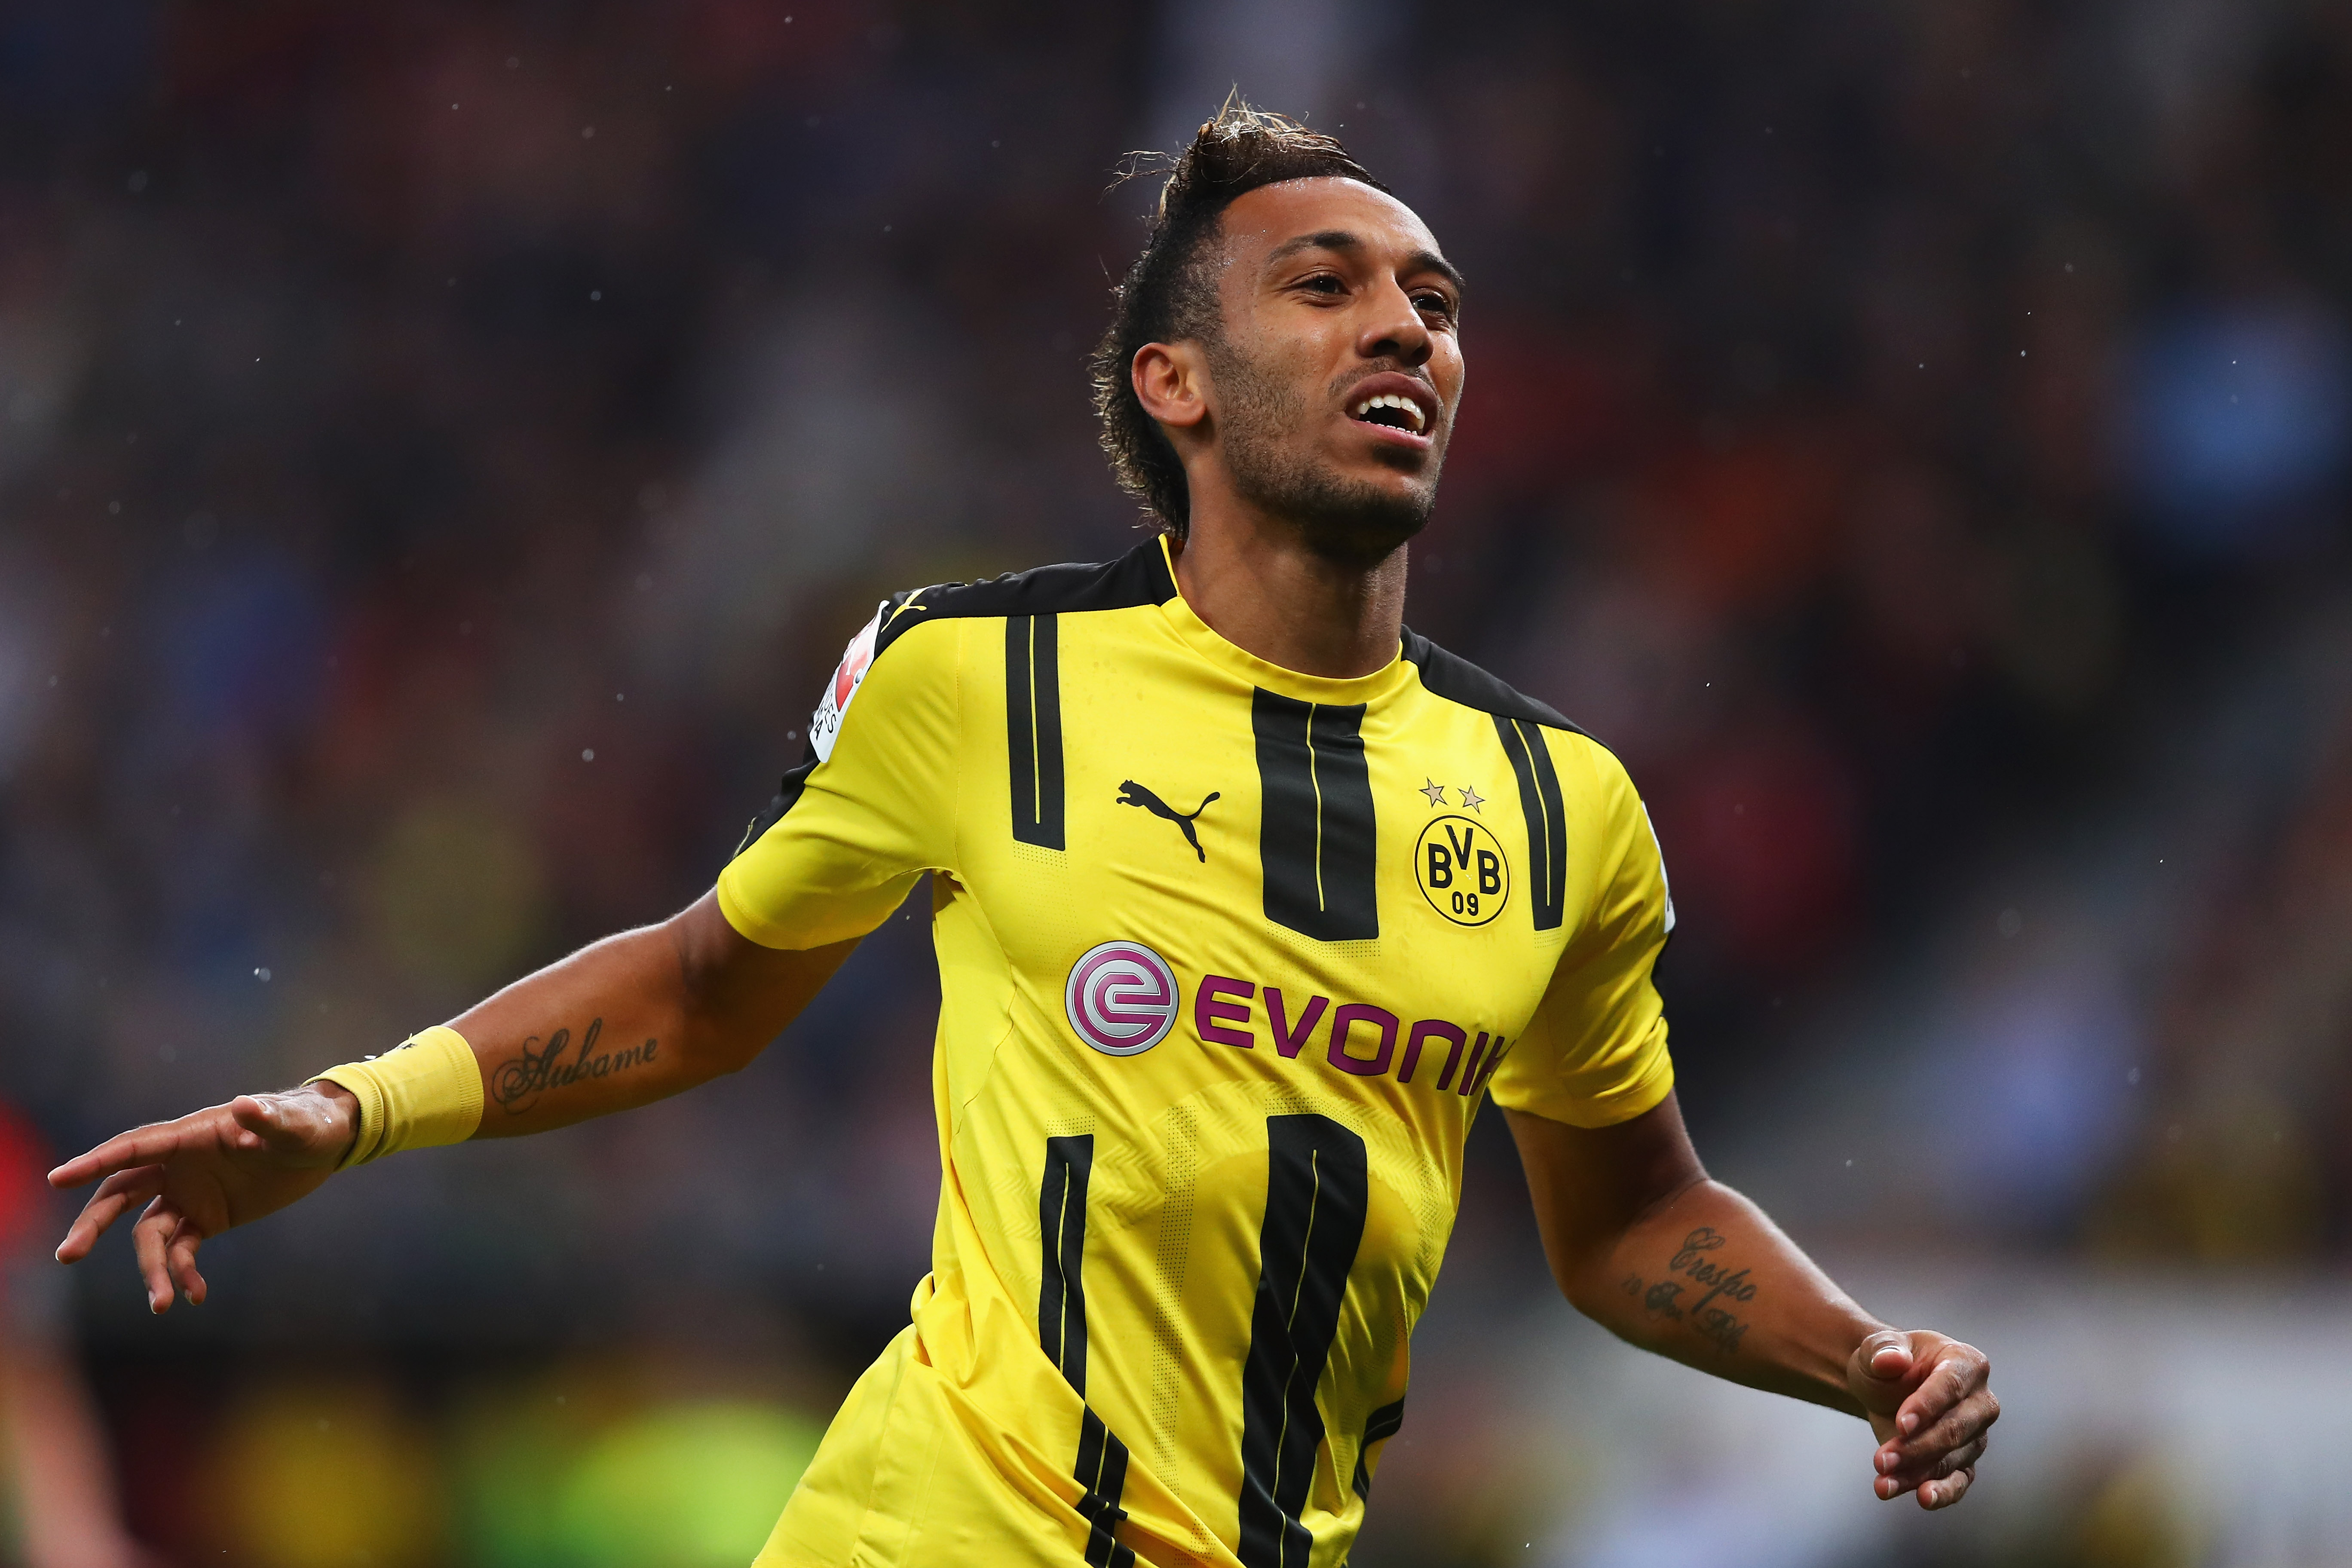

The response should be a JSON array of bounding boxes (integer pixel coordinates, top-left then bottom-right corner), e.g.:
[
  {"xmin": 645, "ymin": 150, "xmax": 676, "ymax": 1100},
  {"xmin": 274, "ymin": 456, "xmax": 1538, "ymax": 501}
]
[
  {"xmin": 1414, "ymin": 291, "xmax": 1458, "ymax": 323},
  {"xmin": 1298, "ymin": 273, "xmax": 1346, "ymax": 296}
]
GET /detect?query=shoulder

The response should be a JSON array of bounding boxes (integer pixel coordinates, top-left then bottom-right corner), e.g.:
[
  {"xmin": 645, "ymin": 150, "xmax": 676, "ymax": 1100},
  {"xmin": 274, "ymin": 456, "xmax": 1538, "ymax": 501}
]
[
  {"xmin": 873, "ymin": 538, "xmax": 1177, "ymax": 658},
  {"xmin": 1400, "ymin": 628, "xmax": 1585, "ymax": 734},
  {"xmin": 1399, "ymin": 630, "xmax": 1647, "ymax": 811},
  {"xmin": 808, "ymin": 539, "xmax": 1174, "ymax": 760}
]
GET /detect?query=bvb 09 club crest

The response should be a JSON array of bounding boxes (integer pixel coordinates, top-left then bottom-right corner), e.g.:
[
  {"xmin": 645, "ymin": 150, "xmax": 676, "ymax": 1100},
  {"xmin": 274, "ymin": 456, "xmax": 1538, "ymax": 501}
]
[{"xmin": 1415, "ymin": 815, "xmax": 1510, "ymax": 927}]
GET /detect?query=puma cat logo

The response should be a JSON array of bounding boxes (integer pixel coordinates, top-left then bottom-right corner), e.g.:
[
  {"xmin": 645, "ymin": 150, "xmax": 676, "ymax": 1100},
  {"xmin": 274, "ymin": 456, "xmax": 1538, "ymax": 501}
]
[{"xmin": 1117, "ymin": 780, "xmax": 1220, "ymax": 863}]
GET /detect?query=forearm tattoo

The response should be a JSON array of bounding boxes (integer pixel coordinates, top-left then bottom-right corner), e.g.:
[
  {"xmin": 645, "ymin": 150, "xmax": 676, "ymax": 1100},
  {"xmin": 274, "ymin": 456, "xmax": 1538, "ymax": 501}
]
[
  {"xmin": 1618, "ymin": 1227, "xmax": 1759, "ymax": 1355},
  {"xmin": 490, "ymin": 1017, "xmax": 658, "ymax": 1115}
]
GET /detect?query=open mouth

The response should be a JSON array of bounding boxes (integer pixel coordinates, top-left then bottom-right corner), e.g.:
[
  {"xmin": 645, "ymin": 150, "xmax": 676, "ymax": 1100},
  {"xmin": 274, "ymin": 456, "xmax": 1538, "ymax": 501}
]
[{"xmin": 1349, "ymin": 392, "xmax": 1428, "ymax": 434}]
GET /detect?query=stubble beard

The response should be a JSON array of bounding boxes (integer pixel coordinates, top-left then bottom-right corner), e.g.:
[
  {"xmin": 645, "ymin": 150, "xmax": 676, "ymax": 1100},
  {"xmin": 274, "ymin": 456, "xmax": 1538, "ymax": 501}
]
[{"xmin": 1207, "ymin": 336, "xmax": 1439, "ymax": 568}]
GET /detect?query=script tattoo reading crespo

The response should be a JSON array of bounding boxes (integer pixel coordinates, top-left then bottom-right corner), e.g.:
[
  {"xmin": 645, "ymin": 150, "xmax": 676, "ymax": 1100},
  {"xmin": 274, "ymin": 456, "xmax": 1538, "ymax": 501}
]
[
  {"xmin": 490, "ymin": 1017, "xmax": 659, "ymax": 1115},
  {"xmin": 1616, "ymin": 1226, "xmax": 1761, "ymax": 1355}
]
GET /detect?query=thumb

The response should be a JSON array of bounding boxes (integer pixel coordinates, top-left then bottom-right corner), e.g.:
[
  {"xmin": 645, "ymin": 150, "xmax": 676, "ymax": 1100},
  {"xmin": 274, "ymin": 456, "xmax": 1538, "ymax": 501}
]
[
  {"xmin": 1861, "ymin": 1329, "xmax": 1914, "ymax": 1381},
  {"xmin": 228, "ymin": 1094, "xmax": 307, "ymax": 1152},
  {"xmin": 1851, "ymin": 1328, "xmax": 1917, "ymax": 1411}
]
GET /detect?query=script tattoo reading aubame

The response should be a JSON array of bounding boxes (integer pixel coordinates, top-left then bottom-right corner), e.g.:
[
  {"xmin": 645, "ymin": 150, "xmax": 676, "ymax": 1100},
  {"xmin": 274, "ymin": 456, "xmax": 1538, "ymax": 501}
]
[
  {"xmin": 1617, "ymin": 1226, "xmax": 1761, "ymax": 1355},
  {"xmin": 490, "ymin": 1017, "xmax": 658, "ymax": 1115}
]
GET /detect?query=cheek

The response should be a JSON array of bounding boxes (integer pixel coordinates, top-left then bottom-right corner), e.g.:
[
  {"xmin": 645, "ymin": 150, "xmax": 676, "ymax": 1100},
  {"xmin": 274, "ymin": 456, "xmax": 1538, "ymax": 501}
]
[
  {"xmin": 1275, "ymin": 327, "xmax": 1343, "ymax": 390},
  {"xmin": 1437, "ymin": 347, "xmax": 1467, "ymax": 411},
  {"xmin": 1265, "ymin": 353, "xmax": 1337, "ymax": 427},
  {"xmin": 1219, "ymin": 320, "xmax": 1324, "ymax": 413},
  {"xmin": 1252, "ymin": 309, "xmax": 1351, "ymax": 381}
]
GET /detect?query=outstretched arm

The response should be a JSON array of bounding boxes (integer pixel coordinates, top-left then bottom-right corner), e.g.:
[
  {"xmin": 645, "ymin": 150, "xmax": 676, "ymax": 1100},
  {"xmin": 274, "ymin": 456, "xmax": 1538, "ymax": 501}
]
[
  {"xmin": 1507, "ymin": 1094, "xmax": 1998, "ymax": 1510},
  {"xmin": 451, "ymin": 888, "xmax": 853, "ymax": 1137},
  {"xmin": 50, "ymin": 891, "xmax": 852, "ymax": 1313}
]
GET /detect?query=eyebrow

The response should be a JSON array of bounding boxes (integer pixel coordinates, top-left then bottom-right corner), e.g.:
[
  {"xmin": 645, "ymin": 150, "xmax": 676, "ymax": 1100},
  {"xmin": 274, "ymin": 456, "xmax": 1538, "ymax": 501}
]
[{"xmin": 1264, "ymin": 229, "xmax": 1467, "ymax": 294}]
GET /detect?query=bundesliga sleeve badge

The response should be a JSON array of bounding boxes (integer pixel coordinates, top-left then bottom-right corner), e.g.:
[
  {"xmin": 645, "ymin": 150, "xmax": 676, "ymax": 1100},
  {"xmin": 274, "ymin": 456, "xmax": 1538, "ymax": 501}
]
[{"xmin": 809, "ymin": 603, "xmax": 885, "ymax": 762}]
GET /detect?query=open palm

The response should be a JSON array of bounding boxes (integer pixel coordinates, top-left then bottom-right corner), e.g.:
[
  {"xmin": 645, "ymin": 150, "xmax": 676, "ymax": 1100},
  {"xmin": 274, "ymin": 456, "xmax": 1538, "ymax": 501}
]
[{"xmin": 49, "ymin": 1087, "xmax": 355, "ymax": 1314}]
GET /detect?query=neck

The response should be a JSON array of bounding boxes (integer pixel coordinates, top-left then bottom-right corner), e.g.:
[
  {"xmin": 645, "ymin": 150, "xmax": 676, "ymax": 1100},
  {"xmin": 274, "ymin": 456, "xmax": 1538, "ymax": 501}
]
[{"xmin": 1167, "ymin": 492, "xmax": 1409, "ymax": 681}]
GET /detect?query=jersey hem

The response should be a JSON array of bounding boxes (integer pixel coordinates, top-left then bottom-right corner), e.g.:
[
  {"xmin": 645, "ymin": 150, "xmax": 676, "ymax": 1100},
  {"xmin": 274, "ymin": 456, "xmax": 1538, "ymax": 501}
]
[
  {"xmin": 1496, "ymin": 1041, "xmax": 1674, "ymax": 1129},
  {"xmin": 717, "ymin": 866, "xmax": 804, "ymax": 950}
]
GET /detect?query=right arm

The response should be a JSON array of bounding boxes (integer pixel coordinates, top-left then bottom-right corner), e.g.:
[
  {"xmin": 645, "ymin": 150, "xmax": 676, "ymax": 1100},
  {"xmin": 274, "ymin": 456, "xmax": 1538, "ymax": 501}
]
[
  {"xmin": 57, "ymin": 590, "xmax": 956, "ymax": 1316},
  {"xmin": 49, "ymin": 891, "xmax": 853, "ymax": 1314},
  {"xmin": 456, "ymin": 889, "xmax": 854, "ymax": 1138}
]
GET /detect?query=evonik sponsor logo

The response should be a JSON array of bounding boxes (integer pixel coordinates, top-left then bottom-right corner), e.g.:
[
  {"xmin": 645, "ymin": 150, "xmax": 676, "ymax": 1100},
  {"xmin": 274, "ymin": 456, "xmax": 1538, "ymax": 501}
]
[
  {"xmin": 1060, "ymin": 942, "xmax": 1509, "ymax": 1098},
  {"xmin": 1065, "ymin": 940, "xmax": 1181, "ymax": 1056},
  {"xmin": 1194, "ymin": 972, "xmax": 1508, "ymax": 1099}
]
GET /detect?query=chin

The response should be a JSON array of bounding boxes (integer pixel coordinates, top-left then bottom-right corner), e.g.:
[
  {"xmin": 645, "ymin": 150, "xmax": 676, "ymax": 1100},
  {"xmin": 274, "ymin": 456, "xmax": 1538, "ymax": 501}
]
[
  {"xmin": 1293, "ymin": 478, "xmax": 1434, "ymax": 567},
  {"xmin": 1227, "ymin": 436, "xmax": 1442, "ymax": 565}
]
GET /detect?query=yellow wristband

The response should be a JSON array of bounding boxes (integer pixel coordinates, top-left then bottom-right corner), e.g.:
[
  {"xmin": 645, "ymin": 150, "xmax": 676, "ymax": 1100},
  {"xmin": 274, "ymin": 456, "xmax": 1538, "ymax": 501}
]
[{"xmin": 310, "ymin": 1025, "xmax": 484, "ymax": 1168}]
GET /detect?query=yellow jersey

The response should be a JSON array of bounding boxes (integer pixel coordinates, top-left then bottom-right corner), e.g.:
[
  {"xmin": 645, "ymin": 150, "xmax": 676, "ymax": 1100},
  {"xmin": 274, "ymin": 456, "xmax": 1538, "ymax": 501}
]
[{"xmin": 718, "ymin": 537, "xmax": 1674, "ymax": 1568}]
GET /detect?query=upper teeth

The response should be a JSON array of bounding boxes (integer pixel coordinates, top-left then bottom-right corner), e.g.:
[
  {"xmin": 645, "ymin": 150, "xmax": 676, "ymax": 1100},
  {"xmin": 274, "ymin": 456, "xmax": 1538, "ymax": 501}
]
[{"xmin": 1352, "ymin": 393, "xmax": 1427, "ymax": 431}]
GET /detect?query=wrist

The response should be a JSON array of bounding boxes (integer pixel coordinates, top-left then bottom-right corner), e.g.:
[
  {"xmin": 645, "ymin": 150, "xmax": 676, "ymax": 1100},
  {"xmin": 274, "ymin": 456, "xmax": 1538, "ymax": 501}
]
[
  {"xmin": 310, "ymin": 1025, "xmax": 484, "ymax": 1167},
  {"xmin": 305, "ymin": 1081, "xmax": 360, "ymax": 1165},
  {"xmin": 1841, "ymin": 1315, "xmax": 1899, "ymax": 1361},
  {"xmin": 1784, "ymin": 1311, "xmax": 1885, "ymax": 1414}
]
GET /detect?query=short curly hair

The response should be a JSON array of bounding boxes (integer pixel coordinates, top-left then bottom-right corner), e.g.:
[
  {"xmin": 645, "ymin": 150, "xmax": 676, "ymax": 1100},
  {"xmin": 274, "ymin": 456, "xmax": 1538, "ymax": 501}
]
[{"xmin": 1089, "ymin": 99, "xmax": 1387, "ymax": 536}]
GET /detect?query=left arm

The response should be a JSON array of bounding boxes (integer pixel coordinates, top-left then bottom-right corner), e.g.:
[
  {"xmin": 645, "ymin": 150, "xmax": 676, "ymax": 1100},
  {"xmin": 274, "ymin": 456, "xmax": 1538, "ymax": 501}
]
[{"xmin": 1507, "ymin": 1093, "xmax": 1998, "ymax": 1510}]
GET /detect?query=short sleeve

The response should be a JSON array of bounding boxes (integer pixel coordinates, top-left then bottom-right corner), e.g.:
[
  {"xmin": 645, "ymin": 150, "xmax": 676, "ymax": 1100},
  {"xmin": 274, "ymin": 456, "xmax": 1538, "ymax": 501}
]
[
  {"xmin": 717, "ymin": 605, "xmax": 962, "ymax": 949},
  {"xmin": 1488, "ymin": 736, "xmax": 1675, "ymax": 1127}
]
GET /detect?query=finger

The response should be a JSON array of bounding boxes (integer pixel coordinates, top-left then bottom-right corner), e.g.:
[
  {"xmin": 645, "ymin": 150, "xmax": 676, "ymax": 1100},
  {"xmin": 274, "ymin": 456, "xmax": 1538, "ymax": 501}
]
[
  {"xmin": 229, "ymin": 1093, "xmax": 310, "ymax": 1151},
  {"xmin": 1935, "ymin": 1435, "xmax": 1988, "ymax": 1478},
  {"xmin": 1888, "ymin": 1391, "xmax": 1998, "ymax": 1474},
  {"xmin": 1893, "ymin": 1351, "xmax": 1985, "ymax": 1439},
  {"xmin": 233, "ymin": 1089, "xmax": 355, "ymax": 1164},
  {"xmin": 1917, "ymin": 1465, "xmax": 1975, "ymax": 1510},
  {"xmin": 49, "ymin": 1125, "xmax": 195, "ymax": 1190},
  {"xmin": 1850, "ymin": 1329, "xmax": 1919, "ymax": 1421},
  {"xmin": 227, "ymin": 1096, "xmax": 272, "ymax": 1152},
  {"xmin": 54, "ymin": 1167, "xmax": 165, "ymax": 1262},
  {"xmin": 1881, "ymin": 1431, "xmax": 1989, "ymax": 1493},
  {"xmin": 1856, "ymin": 1328, "xmax": 1913, "ymax": 1383},
  {"xmin": 164, "ymin": 1218, "xmax": 208, "ymax": 1306},
  {"xmin": 130, "ymin": 1199, "xmax": 180, "ymax": 1314}
]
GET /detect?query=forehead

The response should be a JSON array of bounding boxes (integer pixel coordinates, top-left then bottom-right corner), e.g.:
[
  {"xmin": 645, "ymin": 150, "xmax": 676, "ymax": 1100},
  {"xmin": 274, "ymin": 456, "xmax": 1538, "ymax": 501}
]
[{"xmin": 1216, "ymin": 177, "xmax": 1446, "ymax": 270}]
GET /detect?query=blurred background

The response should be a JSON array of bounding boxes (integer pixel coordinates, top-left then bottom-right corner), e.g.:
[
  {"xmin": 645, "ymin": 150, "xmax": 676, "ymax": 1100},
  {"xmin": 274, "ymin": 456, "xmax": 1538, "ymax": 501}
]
[{"xmin": 1, "ymin": 1, "xmax": 2348, "ymax": 1564}]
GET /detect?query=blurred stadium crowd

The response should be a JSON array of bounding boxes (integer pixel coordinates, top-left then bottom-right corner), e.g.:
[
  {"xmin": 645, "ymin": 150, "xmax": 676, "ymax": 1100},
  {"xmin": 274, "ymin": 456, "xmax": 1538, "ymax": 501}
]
[{"xmin": 0, "ymin": 1, "xmax": 2347, "ymax": 1564}]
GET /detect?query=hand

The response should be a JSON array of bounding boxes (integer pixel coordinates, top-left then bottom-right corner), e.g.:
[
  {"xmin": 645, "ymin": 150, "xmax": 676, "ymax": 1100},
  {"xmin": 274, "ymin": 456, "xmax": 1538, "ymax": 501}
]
[
  {"xmin": 1847, "ymin": 1327, "xmax": 1997, "ymax": 1509},
  {"xmin": 48, "ymin": 1085, "xmax": 358, "ymax": 1314}
]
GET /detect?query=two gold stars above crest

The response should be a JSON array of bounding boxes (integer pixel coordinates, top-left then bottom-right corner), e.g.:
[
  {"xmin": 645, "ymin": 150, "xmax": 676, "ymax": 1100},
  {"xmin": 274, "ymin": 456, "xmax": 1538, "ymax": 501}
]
[{"xmin": 1419, "ymin": 778, "xmax": 1484, "ymax": 812}]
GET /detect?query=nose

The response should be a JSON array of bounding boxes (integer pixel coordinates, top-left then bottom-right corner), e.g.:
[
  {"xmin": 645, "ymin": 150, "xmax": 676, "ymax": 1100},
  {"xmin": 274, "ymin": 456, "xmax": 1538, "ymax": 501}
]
[{"xmin": 1356, "ymin": 276, "xmax": 1432, "ymax": 368}]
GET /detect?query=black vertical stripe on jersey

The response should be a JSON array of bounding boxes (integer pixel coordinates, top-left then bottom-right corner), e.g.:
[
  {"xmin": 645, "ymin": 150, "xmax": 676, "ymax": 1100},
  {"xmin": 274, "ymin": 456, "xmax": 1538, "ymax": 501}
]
[
  {"xmin": 1075, "ymin": 1407, "xmax": 1137, "ymax": 1568},
  {"xmin": 1038, "ymin": 1135, "xmax": 1092, "ymax": 1390},
  {"xmin": 1496, "ymin": 714, "xmax": 1568, "ymax": 931},
  {"xmin": 1252, "ymin": 690, "xmax": 1379, "ymax": 941},
  {"xmin": 1351, "ymin": 1396, "xmax": 1407, "ymax": 1499},
  {"xmin": 1007, "ymin": 613, "xmax": 1066, "ymax": 849},
  {"xmin": 1040, "ymin": 1137, "xmax": 1135, "ymax": 1568},
  {"xmin": 1237, "ymin": 1113, "xmax": 1370, "ymax": 1568}
]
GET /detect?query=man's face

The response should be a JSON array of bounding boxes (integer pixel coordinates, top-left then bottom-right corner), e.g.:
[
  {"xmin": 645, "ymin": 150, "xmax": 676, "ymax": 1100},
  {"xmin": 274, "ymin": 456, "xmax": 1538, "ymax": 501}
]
[{"xmin": 1196, "ymin": 177, "xmax": 1465, "ymax": 562}]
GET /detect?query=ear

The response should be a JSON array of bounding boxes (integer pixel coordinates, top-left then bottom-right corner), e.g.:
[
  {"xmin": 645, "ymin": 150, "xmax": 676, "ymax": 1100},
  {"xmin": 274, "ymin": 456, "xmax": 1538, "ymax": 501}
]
[{"xmin": 1132, "ymin": 340, "xmax": 1210, "ymax": 433}]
